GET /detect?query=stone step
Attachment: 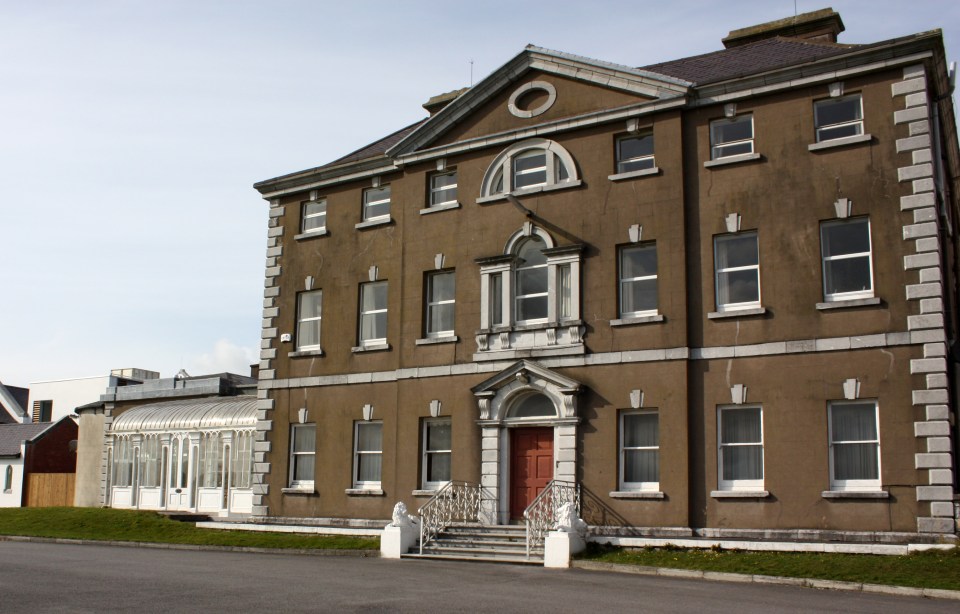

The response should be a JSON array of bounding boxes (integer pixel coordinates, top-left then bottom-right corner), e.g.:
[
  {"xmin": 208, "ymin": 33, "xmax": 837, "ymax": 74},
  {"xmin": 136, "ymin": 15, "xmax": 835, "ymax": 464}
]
[
  {"xmin": 403, "ymin": 552, "xmax": 543, "ymax": 565},
  {"xmin": 430, "ymin": 540, "xmax": 532, "ymax": 552},
  {"xmin": 430, "ymin": 535, "xmax": 527, "ymax": 549}
]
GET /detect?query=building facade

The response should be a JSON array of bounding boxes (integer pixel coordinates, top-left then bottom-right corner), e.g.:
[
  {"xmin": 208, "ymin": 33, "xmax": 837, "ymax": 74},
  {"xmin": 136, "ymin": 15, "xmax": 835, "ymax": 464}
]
[{"xmin": 251, "ymin": 10, "xmax": 960, "ymax": 541}]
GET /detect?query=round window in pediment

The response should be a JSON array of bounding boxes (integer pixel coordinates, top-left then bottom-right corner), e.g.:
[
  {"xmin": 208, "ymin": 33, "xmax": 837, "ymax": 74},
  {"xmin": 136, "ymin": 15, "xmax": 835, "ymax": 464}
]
[{"xmin": 508, "ymin": 81, "xmax": 557, "ymax": 119}]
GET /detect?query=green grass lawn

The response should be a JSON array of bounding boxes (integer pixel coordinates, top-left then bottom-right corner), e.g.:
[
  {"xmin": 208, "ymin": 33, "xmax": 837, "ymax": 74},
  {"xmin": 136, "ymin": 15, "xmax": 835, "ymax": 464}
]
[
  {"xmin": 578, "ymin": 542, "xmax": 960, "ymax": 591},
  {"xmin": 0, "ymin": 507, "xmax": 378, "ymax": 551}
]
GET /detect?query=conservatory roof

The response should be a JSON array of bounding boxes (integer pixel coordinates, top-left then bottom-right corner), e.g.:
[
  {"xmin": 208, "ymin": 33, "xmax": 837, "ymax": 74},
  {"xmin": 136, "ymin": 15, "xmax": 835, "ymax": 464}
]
[{"xmin": 111, "ymin": 396, "xmax": 257, "ymax": 433}]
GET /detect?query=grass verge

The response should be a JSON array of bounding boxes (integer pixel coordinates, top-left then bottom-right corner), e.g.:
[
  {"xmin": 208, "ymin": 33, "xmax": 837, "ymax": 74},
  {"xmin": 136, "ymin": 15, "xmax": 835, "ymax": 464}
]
[
  {"xmin": 0, "ymin": 507, "xmax": 378, "ymax": 551},
  {"xmin": 578, "ymin": 542, "xmax": 960, "ymax": 591}
]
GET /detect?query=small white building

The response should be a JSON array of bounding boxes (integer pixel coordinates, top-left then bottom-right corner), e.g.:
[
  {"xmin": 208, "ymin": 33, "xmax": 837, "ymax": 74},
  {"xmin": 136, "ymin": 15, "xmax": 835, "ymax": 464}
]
[{"xmin": 28, "ymin": 368, "xmax": 159, "ymax": 422}]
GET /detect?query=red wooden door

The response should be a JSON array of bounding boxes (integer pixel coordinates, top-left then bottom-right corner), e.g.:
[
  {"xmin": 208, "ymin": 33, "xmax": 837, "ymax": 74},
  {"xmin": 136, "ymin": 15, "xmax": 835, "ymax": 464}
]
[{"xmin": 510, "ymin": 427, "xmax": 554, "ymax": 520}]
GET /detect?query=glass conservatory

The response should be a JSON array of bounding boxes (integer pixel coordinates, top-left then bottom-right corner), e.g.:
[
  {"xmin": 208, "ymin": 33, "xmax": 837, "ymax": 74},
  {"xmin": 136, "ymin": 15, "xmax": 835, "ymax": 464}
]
[{"xmin": 107, "ymin": 396, "xmax": 256, "ymax": 516}]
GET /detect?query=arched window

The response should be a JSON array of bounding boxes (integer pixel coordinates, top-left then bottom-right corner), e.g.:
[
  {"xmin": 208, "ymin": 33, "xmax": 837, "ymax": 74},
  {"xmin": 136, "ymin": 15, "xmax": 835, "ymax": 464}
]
[
  {"xmin": 479, "ymin": 139, "xmax": 580, "ymax": 201},
  {"xmin": 509, "ymin": 393, "xmax": 557, "ymax": 419},
  {"xmin": 477, "ymin": 225, "xmax": 583, "ymax": 357},
  {"xmin": 3, "ymin": 465, "xmax": 12, "ymax": 493}
]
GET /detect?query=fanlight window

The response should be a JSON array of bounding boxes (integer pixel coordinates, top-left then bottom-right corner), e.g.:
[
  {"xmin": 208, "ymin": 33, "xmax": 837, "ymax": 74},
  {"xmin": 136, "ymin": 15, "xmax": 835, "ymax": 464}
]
[
  {"xmin": 509, "ymin": 393, "xmax": 556, "ymax": 419},
  {"xmin": 480, "ymin": 139, "xmax": 579, "ymax": 199}
]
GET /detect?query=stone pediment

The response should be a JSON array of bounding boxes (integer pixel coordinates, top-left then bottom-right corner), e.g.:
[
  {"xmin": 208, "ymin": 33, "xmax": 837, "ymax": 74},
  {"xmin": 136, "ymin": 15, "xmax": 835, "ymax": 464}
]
[
  {"xmin": 387, "ymin": 46, "xmax": 691, "ymax": 160},
  {"xmin": 471, "ymin": 359, "xmax": 582, "ymax": 423}
]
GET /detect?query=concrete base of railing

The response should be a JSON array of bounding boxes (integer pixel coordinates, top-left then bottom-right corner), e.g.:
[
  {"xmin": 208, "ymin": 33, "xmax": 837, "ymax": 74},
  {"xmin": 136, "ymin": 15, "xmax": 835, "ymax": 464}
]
[
  {"xmin": 380, "ymin": 523, "xmax": 419, "ymax": 559},
  {"xmin": 544, "ymin": 530, "xmax": 586, "ymax": 568}
]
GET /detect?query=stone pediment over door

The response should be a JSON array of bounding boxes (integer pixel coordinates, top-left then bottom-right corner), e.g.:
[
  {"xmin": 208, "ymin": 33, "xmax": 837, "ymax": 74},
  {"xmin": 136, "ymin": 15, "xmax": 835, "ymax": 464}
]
[
  {"xmin": 471, "ymin": 359, "xmax": 582, "ymax": 425},
  {"xmin": 387, "ymin": 46, "xmax": 691, "ymax": 160}
]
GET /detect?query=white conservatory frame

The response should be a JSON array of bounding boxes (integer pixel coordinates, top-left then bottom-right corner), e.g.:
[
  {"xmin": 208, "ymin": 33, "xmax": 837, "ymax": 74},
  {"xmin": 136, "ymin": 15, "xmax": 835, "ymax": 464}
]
[{"xmin": 106, "ymin": 397, "xmax": 257, "ymax": 517}]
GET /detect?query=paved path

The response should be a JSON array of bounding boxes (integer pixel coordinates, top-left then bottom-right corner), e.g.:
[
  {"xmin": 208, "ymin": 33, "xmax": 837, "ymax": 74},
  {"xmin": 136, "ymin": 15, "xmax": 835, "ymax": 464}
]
[{"xmin": 0, "ymin": 541, "xmax": 955, "ymax": 613}]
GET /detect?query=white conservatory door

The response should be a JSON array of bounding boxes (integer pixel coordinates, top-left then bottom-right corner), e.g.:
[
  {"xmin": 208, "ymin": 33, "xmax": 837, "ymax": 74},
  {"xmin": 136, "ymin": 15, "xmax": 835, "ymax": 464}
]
[{"xmin": 166, "ymin": 438, "xmax": 192, "ymax": 511}]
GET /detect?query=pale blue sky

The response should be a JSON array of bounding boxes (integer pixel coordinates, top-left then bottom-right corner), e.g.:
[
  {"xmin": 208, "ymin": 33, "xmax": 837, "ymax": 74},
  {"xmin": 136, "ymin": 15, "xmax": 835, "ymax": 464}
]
[{"xmin": 1, "ymin": 1, "xmax": 958, "ymax": 385}]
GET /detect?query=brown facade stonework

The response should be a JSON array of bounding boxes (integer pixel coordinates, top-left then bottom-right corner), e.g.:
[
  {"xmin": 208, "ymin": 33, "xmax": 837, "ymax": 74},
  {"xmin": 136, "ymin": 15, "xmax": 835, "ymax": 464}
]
[{"xmin": 252, "ymin": 11, "xmax": 959, "ymax": 541}]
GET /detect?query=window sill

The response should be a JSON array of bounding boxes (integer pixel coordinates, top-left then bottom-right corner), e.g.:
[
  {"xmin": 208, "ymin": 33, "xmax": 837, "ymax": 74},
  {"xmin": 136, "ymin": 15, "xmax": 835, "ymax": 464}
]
[
  {"xmin": 608, "ymin": 167, "xmax": 660, "ymax": 182},
  {"xmin": 415, "ymin": 336, "xmax": 459, "ymax": 346},
  {"xmin": 419, "ymin": 202, "xmax": 461, "ymax": 215},
  {"xmin": 711, "ymin": 490, "xmax": 769, "ymax": 499},
  {"xmin": 816, "ymin": 297, "xmax": 881, "ymax": 311},
  {"xmin": 354, "ymin": 216, "xmax": 393, "ymax": 230},
  {"xmin": 476, "ymin": 179, "xmax": 583, "ymax": 205},
  {"xmin": 808, "ymin": 133, "xmax": 873, "ymax": 152},
  {"xmin": 345, "ymin": 488, "xmax": 385, "ymax": 496},
  {"xmin": 610, "ymin": 314, "xmax": 664, "ymax": 327},
  {"xmin": 609, "ymin": 490, "xmax": 665, "ymax": 500},
  {"xmin": 351, "ymin": 343, "xmax": 391, "ymax": 353},
  {"xmin": 821, "ymin": 490, "xmax": 889, "ymax": 499},
  {"xmin": 288, "ymin": 349, "xmax": 324, "ymax": 358},
  {"xmin": 294, "ymin": 229, "xmax": 328, "ymax": 241},
  {"xmin": 708, "ymin": 307, "xmax": 766, "ymax": 320},
  {"xmin": 412, "ymin": 489, "xmax": 439, "ymax": 497},
  {"xmin": 704, "ymin": 153, "xmax": 762, "ymax": 168},
  {"xmin": 281, "ymin": 487, "xmax": 316, "ymax": 495}
]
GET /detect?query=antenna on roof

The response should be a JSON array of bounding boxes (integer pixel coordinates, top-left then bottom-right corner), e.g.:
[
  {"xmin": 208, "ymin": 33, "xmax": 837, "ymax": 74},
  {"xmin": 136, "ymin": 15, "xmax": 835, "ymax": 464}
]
[{"xmin": 470, "ymin": 59, "xmax": 474, "ymax": 86}]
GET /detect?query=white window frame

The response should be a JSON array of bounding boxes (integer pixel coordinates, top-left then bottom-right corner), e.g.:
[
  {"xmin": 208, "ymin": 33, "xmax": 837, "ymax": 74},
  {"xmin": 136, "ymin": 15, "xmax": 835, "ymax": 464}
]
[
  {"xmin": 820, "ymin": 218, "xmax": 874, "ymax": 302},
  {"xmin": 429, "ymin": 170, "xmax": 458, "ymax": 207},
  {"xmin": 358, "ymin": 281, "xmax": 388, "ymax": 347},
  {"xmin": 479, "ymin": 138, "xmax": 579, "ymax": 199},
  {"xmin": 710, "ymin": 115, "xmax": 754, "ymax": 160},
  {"xmin": 231, "ymin": 430, "xmax": 253, "ymax": 489},
  {"xmin": 620, "ymin": 410, "xmax": 660, "ymax": 492},
  {"xmin": 362, "ymin": 186, "xmax": 391, "ymax": 222},
  {"xmin": 301, "ymin": 198, "xmax": 327, "ymax": 234},
  {"xmin": 421, "ymin": 418, "xmax": 452, "ymax": 490},
  {"xmin": 616, "ymin": 133, "xmax": 655, "ymax": 174},
  {"xmin": 717, "ymin": 405, "xmax": 764, "ymax": 492},
  {"xmin": 425, "ymin": 271, "xmax": 455, "ymax": 338},
  {"xmin": 714, "ymin": 232, "xmax": 761, "ymax": 312},
  {"xmin": 619, "ymin": 243, "xmax": 658, "ymax": 318},
  {"xmin": 514, "ymin": 237, "xmax": 550, "ymax": 326},
  {"xmin": 828, "ymin": 400, "xmax": 881, "ymax": 492},
  {"xmin": 288, "ymin": 424, "xmax": 316, "ymax": 489},
  {"xmin": 814, "ymin": 94, "xmax": 864, "ymax": 143},
  {"xmin": 353, "ymin": 421, "xmax": 383, "ymax": 490},
  {"xmin": 477, "ymin": 227, "xmax": 582, "ymax": 332},
  {"xmin": 296, "ymin": 290, "xmax": 323, "ymax": 351}
]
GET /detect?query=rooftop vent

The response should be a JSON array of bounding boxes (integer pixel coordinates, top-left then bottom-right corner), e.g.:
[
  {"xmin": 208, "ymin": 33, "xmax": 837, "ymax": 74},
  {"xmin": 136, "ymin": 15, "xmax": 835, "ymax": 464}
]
[{"xmin": 722, "ymin": 8, "xmax": 845, "ymax": 48}]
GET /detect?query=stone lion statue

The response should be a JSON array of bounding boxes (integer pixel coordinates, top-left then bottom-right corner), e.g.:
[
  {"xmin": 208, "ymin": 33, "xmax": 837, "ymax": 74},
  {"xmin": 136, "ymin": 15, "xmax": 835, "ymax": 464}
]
[
  {"xmin": 389, "ymin": 501, "xmax": 419, "ymax": 528},
  {"xmin": 553, "ymin": 502, "xmax": 587, "ymax": 534}
]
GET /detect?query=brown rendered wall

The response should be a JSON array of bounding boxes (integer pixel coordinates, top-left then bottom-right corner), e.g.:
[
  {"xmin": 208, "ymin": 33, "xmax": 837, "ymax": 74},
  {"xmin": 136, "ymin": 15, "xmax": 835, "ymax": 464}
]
[{"xmin": 261, "ymin": 64, "xmax": 944, "ymax": 532}]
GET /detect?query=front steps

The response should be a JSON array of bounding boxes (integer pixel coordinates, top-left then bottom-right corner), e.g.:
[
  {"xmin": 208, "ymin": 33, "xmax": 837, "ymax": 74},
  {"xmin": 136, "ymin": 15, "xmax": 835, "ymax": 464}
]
[{"xmin": 403, "ymin": 523, "xmax": 543, "ymax": 564}]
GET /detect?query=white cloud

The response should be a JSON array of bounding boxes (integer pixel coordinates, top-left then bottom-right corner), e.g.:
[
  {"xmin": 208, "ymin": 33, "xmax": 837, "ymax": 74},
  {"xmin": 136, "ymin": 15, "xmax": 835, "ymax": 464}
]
[{"xmin": 187, "ymin": 339, "xmax": 257, "ymax": 378}]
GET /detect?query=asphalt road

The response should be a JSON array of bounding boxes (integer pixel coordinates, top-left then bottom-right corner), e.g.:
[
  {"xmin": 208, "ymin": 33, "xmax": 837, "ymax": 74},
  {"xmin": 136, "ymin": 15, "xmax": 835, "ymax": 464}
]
[{"xmin": 0, "ymin": 541, "xmax": 954, "ymax": 613}]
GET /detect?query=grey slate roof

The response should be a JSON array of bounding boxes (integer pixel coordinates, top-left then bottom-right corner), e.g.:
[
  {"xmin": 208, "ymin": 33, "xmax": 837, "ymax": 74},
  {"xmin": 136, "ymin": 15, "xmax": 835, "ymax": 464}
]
[
  {"xmin": 0, "ymin": 423, "xmax": 53, "ymax": 457},
  {"xmin": 294, "ymin": 31, "xmax": 919, "ymax": 173},
  {"xmin": 326, "ymin": 120, "xmax": 426, "ymax": 167},
  {"xmin": 639, "ymin": 36, "xmax": 856, "ymax": 85}
]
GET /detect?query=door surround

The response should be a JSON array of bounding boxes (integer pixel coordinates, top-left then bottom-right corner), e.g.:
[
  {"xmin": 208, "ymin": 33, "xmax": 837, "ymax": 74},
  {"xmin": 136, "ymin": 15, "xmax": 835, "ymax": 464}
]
[{"xmin": 472, "ymin": 359, "xmax": 581, "ymax": 524}]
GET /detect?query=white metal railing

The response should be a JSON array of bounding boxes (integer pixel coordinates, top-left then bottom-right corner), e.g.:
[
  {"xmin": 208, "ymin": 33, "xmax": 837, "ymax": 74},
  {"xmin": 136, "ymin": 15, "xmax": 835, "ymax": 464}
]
[
  {"xmin": 523, "ymin": 480, "xmax": 580, "ymax": 558},
  {"xmin": 418, "ymin": 481, "xmax": 482, "ymax": 554}
]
